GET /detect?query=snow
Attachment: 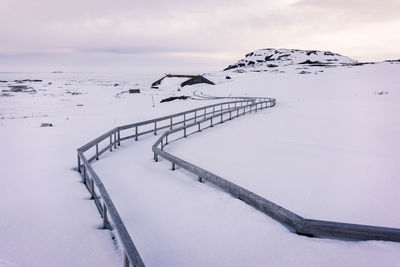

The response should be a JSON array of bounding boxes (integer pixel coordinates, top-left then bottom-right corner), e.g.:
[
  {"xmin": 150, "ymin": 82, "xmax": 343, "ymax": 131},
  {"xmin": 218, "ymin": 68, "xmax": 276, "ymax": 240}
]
[
  {"xmin": 1, "ymin": 51, "xmax": 400, "ymax": 266},
  {"xmin": 224, "ymin": 48, "xmax": 358, "ymax": 72}
]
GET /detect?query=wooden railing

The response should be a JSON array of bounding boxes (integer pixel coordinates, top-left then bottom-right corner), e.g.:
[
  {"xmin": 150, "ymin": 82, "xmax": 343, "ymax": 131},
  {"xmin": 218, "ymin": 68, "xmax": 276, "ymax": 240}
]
[
  {"xmin": 152, "ymin": 98, "xmax": 400, "ymax": 243},
  {"xmin": 76, "ymin": 97, "xmax": 266, "ymax": 267},
  {"xmin": 77, "ymin": 93, "xmax": 400, "ymax": 267}
]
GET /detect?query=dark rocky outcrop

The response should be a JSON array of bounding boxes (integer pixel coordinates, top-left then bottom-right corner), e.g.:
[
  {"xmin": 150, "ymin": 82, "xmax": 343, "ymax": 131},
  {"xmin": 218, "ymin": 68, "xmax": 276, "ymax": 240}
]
[{"xmin": 160, "ymin": 95, "xmax": 190, "ymax": 103}]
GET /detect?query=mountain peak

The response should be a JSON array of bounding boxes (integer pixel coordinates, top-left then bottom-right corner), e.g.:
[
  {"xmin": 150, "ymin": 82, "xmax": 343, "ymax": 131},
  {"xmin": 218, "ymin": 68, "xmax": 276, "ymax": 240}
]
[{"xmin": 224, "ymin": 48, "xmax": 358, "ymax": 72}]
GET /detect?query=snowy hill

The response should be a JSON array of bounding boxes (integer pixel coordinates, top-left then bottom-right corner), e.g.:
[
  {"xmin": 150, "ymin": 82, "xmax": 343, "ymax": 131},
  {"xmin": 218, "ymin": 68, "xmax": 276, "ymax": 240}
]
[{"xmin": 224, "ymin": 48, "xmax": 359, "ymax": 72}]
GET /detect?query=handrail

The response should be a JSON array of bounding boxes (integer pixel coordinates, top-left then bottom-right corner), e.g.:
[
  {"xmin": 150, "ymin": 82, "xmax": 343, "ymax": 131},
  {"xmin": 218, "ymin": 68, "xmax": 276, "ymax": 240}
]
[
  {"xmin": 152, "ymin": 98, "xmax": 400, "ymax": 243},
  {"xmin": 76, "ymin": 98, "xmax": 263, "ymax": 267}
]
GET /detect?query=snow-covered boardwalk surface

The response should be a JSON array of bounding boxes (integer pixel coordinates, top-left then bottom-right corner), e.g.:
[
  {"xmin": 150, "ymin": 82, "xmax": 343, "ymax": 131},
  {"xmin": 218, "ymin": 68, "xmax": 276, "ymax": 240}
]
[{"xmin": 1, "ymin": 57, "xmax": 400, "ymax": 266}]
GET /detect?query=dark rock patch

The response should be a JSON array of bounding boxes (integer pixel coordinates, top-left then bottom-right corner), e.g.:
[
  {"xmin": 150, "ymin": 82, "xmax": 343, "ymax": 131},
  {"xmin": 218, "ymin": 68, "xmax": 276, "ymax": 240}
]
[
  {"xmin": 129, "ymin": 89, "xmax": 141, "ymax": 94},
  {"xmin": 22, "ymin": 79, "xmax": 42, "ymax": 82},
  {"xmin": 160, "ymin": 95, "xmax": 190, "ymax": 103},
  {"xmin": 306, "ymin": 50, "xmax": 318, "ymax": 56},
  {"xmin": 245, "ymin": 52, "xmax": 254, "ymax": 57},
  {"xmin": 375, "ymin": 91, "xmax": 389, "ymax": 95},
  {"xmin": 265, "ymin": 55, "xmax": 274, "ymax": 61},
  {"xmin": 267, "ymin": 64, "xmax": 278, "ymax": 68},
  {"xmin": 247, "ymin": 61, "xmax": 255, "ymax": 65},
  {"xmin": 225, "ymin": 76, "xmax": 231, "ymax": 79},
  {"xmin": 276, "ymin": 54, "xmax": 291, "ymax": 61},
  {"xmin": 298, "ymin": 71, "xmax": 311, "ymax": 74},
  {"xmin": 223, "ymin": 64, "xmax": 238, "ymax": 71},
  {"xmin": 66, "ymin": 90, "xmax": 81, "ymax": 95},
  {"xmin": 5, "ymin": 85, "xmax": 36, "ymax": 93},
  {"xmin": 40, "ymin": 123, "xmax": 53, "ymax": 127}
]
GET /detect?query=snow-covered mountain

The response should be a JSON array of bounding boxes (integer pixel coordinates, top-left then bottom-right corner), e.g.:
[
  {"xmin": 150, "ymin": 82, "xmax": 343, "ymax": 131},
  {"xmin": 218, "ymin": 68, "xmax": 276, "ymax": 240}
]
[{"xmin": 224, "ymin": 48, "xmax": 359, "ymax": 72}]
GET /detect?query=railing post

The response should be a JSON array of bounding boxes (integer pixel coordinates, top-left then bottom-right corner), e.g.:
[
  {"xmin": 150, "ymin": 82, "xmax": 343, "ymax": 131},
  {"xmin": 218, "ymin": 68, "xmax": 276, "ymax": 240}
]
[
  {"xmin": 114, "ymin": 132, "xmax": 117, "ymax": 149},
  {"xmin": 165, "ymin": 135, "xmax": 168, "ymax": 145},
  {"xmin": 211, "ymin": 117, "xmax": 213, "ymax": 127},
  {"xmin": 198, "ymin": 122, "xmax": 201, "ymax": 132},
  {"xmin": 183, "ymin": 114, "xmax": 186, "ymax": 125},
  {"xmin": 118, "ymin": 129, "xmax": 121, "ymax": 146},
  {"xmin": 194, "ymin": 110, "xmax": 197, "ymax": 122},
  {"xmin": 213, "ymin": 106, "xmax": 215, "ymax": 116},
  {"xmin": 170, "ymin": 117, "xmax": 173, "ymax": 130},
  {"xmin": 103, "ymin": 203, "xmax": 108, "ymax": 229},
  {"xmin": 91, "ymin": 178, "xmax": 95, "ymax": 199},
  {"xmin": 96, "ymin": 143, "xmax": 99, "ymax": 160},
  {"xmin": 204, "ymin": 109, "xmax": 206, "ymax": 119},
  {"xmin": 172, "ymin": 162, "xmax": 175, "ymax": 171},
  {"xmin": 184, "ymin": 127, "xmax": 187, "ymax": 138},
  {"xmin": 220, "ymin": 113, "xmax": 223, "ymax": 123},
  {"xmin": 82, "ymin": 164, "xmax": 86, "ymax": 184},
  {"xmin": 109, "ymin": 135, "xmax": 112, "ymax": 151},
  {"xmin": 229, "ymin": 111, "xmax": 232, "ymax": 120},
  {"xmin": 154, "ymin": 122, "xmax": 157, "ymax": 135},
  {"xmin": 161, "ymin": 140, "xmax": 164, "ymax": 150},
  {"xmin": 124, "ymin": 253, "xmax": 129, "ymax": 267},
  {"xmin": 77, "ymin": 154, "xmax": 81, "ymax": 173},
  {"xmin": 198, "ymin": 177, "xmax": 203, "ymax": 183},
  {"xmin": 135, "ymin": 126, "xmax": 138, "ymax": 141},
  {"xmin": 154, "ymin": 153, "xmax": 158, "ymax": 162}
]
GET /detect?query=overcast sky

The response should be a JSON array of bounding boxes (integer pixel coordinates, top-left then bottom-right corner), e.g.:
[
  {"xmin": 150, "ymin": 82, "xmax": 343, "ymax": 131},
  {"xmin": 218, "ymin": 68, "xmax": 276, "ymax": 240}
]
[{"xmin": 0, "ymin": 0, "xmax": 399, "ymax": 72}]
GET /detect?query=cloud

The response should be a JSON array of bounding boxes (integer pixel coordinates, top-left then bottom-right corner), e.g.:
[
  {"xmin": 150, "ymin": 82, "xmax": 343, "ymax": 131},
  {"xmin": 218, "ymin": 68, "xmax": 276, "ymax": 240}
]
[{"xmin": 0, "ymin": 0, "xmax": 399, "ymax": 71}]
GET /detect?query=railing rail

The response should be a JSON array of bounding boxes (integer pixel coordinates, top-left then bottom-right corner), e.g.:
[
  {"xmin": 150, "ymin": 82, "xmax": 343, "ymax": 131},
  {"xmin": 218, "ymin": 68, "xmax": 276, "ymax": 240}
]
[
  {"xmin": 152, "ymin": 98, "xmax": 400, "ymax": 243},
  {"xmin": 77, "ymin": 92, "xmax": 400, "ymax": 267},
  {"xmin": 77, "ymin": 97, "xmax": 268, "ymax": 267}
]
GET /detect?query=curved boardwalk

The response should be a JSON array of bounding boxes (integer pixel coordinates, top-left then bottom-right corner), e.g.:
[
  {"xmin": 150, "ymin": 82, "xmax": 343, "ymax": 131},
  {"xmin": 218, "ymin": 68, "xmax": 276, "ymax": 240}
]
[{"xmin": 77, "ymin": 95, "xmax": 400, "ymax": 266}]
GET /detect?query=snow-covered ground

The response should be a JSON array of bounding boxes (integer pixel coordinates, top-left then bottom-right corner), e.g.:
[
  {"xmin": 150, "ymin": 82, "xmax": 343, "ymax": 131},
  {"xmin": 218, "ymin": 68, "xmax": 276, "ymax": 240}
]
[{"xmin": 1, "ymin": 50, "xmax": 400, "ymax": 266}]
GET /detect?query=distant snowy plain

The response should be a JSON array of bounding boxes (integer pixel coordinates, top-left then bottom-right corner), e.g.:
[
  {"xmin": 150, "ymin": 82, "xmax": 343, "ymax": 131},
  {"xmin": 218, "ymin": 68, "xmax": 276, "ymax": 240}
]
[{"xmin": 1, "ymin": 53, "xmax": 400, "ymax": 266}]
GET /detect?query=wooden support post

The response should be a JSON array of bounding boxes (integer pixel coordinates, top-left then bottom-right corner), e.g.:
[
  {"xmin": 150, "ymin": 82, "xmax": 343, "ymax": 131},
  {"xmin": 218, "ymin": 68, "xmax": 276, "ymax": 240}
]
[
  {"xmin": 154, "ymin": 122, "xmax": 157, "ymax": 135},
  {"xmin": 77, "ymin": 154, "xmax": 81, "ymax": 173},
  {"xmin": 91, "ymin": 178, "xmax": 95, "ymax": 199},
  {"xmin": 96, "ymin": 143, "xmax": 99, "ymax": 160},
  {"xmin": 103, "ymin": 203, "xmax": 108, "ymax": 229},
  {"xmin": 82, "ymin": 165, "xmax": 86, "ymax": 184},
  {"xmin": 198, "ymin": 177, "xmax": 203, "ymax": 183},
  {"xmin": 117, "ymin": 129, "xmax": 121, "ymax": 146},
  {"xmin": 135, "ymin": 126, "xmax": 138, "ymax": 141},
  {"xmin": 109, "ymin": 136, "xmax": 112, "ymax": 151},
  {"xmin": 124, "ymin": 253, "xmax": 129, "ymax": 267},
  {"xmin": 172, "ymin": 162, "xmax": 175, "ymax": 171}
]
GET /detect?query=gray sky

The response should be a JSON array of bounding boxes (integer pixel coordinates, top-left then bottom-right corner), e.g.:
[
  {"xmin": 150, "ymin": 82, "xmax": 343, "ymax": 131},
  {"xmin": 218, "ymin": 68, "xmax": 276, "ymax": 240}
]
[{"xmin": 0, "ymin": 0, "xmax": 399, "ymax": 72}]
